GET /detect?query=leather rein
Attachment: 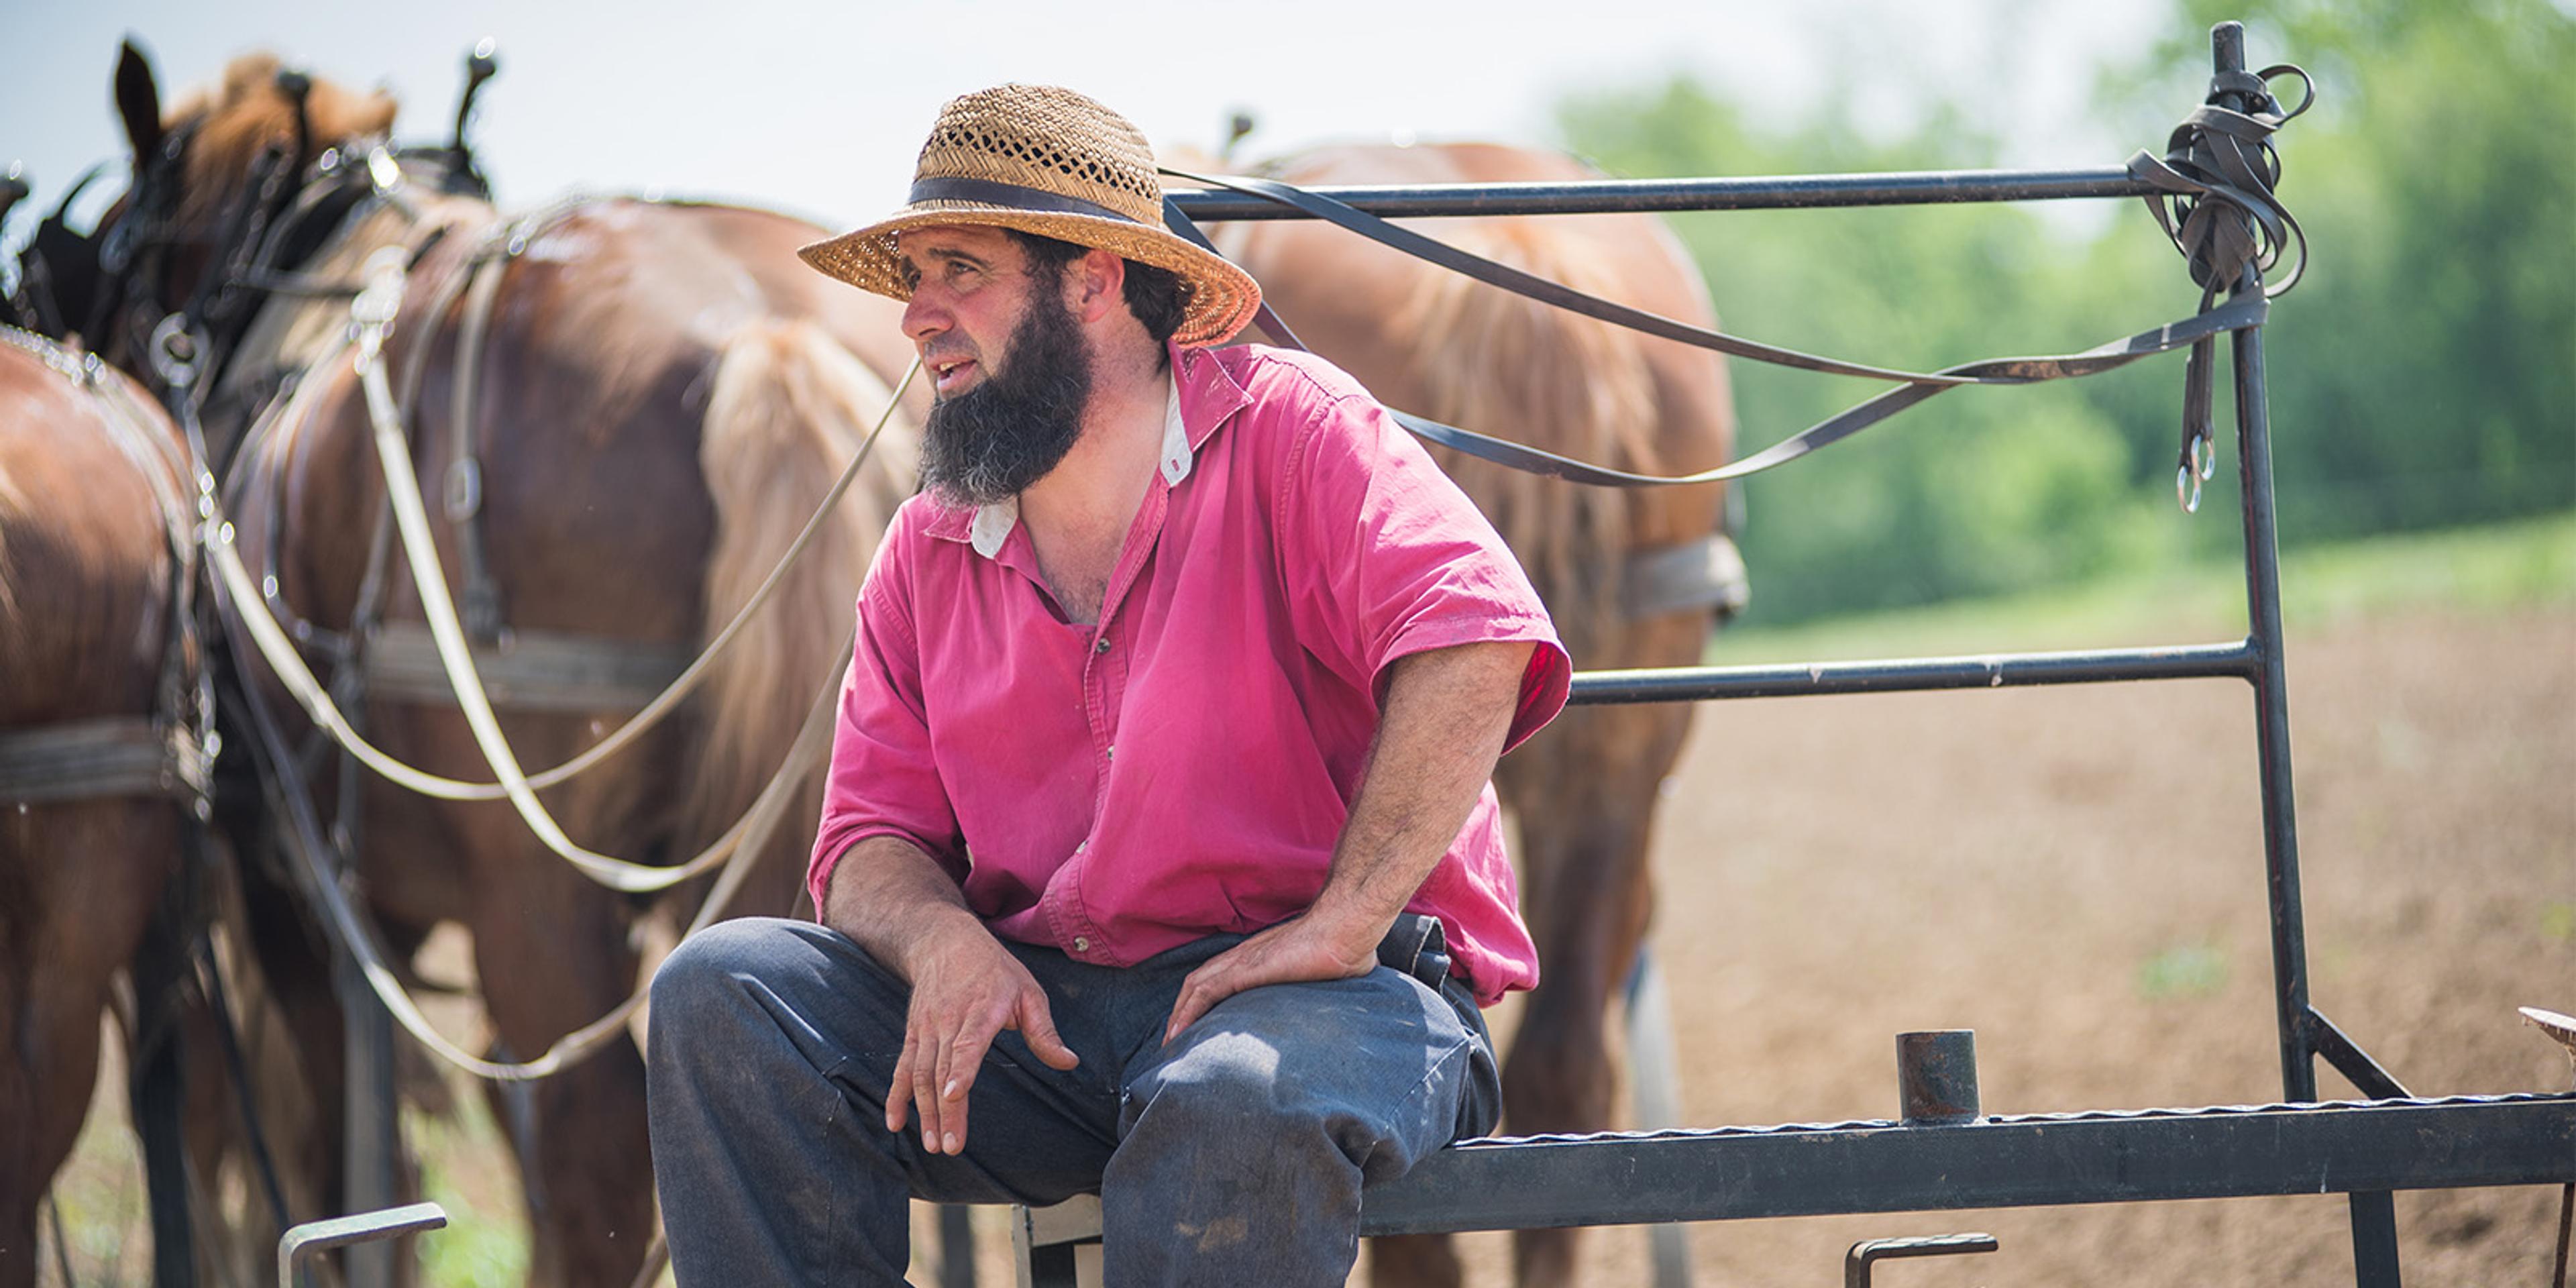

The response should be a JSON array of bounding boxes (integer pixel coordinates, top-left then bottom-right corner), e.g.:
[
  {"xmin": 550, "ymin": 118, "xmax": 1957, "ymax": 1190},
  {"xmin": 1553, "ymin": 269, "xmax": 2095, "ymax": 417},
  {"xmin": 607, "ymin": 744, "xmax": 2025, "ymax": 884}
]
[{"xmin": 1155, "ymin": 60, "xmax": 2309, "ymax": 514}]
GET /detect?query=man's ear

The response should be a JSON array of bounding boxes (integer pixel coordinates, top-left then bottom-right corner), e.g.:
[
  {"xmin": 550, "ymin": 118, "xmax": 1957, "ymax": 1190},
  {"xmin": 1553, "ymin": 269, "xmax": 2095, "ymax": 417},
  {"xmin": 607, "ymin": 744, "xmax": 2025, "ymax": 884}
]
[{"xmin": 1072, "ymin": 247, "xmax": 1126, "ymax": 323}]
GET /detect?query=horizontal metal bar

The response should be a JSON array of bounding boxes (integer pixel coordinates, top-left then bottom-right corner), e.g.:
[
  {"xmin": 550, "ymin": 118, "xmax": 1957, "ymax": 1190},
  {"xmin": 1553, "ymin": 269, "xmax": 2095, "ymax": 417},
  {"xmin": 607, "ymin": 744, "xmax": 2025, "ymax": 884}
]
[
  {"xmin": 1167, "ymin": 168, "xmax": 2150, "ymax": 221},
  {"xmin": 1359, "ymin": 1095, "xmax": 2576, "ymax": 1236},
  {"xmin": 1568, "ymin": 639, "xmax": 2259, "ymax": 705}
]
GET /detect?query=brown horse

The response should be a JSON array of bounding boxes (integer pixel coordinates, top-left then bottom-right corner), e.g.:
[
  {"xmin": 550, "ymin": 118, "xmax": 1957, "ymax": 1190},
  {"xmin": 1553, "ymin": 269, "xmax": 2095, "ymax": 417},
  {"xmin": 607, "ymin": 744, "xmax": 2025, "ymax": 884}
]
[
  {"xmin": 0, "ymin": 329, "xmax": 201, "ymax": 1288},
  {"xmin": 103, "ymin": 52, "xmax": 922, "ymax": 1287},
  {"xmin": 1205, "ymin": 142, "xmax": 1738, "ymax": 1287}
]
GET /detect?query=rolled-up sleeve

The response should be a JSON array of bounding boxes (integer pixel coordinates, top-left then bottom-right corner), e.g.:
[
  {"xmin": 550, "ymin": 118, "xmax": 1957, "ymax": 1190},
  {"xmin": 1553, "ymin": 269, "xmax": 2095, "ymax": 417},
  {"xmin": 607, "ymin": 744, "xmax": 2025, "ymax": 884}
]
[
  {"xmin": 1279, "ymin": 392, "xmax": 1571, "ymax": 753},
  {"xmin": 806, "ymin": 559, "xmax": 966, "ymax": 916}
]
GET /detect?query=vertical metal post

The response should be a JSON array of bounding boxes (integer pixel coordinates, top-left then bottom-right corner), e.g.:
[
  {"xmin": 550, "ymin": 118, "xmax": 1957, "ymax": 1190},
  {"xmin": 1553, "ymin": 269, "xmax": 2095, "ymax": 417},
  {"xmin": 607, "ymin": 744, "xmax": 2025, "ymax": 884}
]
[
  {"xmin": 332, "ymin": 653, "xmax": 402, "ymax": 1288},
  {"xmin": 337, "ymin": 952, "xmax": 402, "ymax": 1288},
  {"xmin": 2347, "ymin": 1191, "xmax": 2402, "ymax": 1288},
  {"xmin": 938, "ymin": 1203, "xmax": 977, "ymax": 1288},
  {"xmin": 2212, "ymin": 19, "xmax": 2317, "ymax": 1108},
  {"xmin": 2215, "ymin": 19, "xmax": 2398, "ymax": 1283},
  {"xmin": 2233, "ymin": 313, "xmax": 2316, "ymax": 1104}
]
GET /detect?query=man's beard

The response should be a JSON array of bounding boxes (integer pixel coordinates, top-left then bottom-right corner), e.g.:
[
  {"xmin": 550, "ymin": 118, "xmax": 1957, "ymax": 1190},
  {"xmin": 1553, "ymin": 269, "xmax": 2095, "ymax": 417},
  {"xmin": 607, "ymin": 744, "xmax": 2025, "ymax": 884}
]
[{"xmin": 918, "ymin": 284, "xmax": 1093, "ymax": 508}]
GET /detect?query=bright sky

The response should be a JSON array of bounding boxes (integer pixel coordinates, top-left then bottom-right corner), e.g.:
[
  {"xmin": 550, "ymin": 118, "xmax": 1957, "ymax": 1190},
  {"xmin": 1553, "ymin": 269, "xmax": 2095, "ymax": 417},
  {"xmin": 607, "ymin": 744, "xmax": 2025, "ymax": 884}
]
[{"xmin": 7, "ymin": 0, "xmax": 2190, "ymax": 250}]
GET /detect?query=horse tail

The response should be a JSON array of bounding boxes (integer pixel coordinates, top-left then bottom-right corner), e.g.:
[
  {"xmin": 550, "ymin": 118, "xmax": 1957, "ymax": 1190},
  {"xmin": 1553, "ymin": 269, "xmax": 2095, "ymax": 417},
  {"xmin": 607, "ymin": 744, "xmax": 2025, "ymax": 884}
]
[
  {"xmin": 1389, "ymin": 220, "xmax": 1664, "ymax": 659},
  {"xmin": 685, "ymin": 321, "xmax": 916, "ymax": 918}
]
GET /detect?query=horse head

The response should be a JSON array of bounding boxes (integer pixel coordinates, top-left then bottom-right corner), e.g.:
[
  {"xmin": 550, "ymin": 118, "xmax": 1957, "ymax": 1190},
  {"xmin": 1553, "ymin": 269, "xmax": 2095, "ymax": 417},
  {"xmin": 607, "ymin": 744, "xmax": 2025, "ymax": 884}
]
[
  {"xmin": 1, "ymin": 161, "xmax": 125, "ymax": 341},
  {"xmin": 93, "ymin": 40, "xmax": 398, "ymax": 395}
]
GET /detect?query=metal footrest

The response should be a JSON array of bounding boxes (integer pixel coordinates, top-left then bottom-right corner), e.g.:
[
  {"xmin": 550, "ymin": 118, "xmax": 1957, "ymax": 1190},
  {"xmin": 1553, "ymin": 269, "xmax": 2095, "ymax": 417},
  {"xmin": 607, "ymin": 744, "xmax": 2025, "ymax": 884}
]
[{"xmin": 1008, "ymin": 1094, "xmax": 2576, "ymax": 1286}]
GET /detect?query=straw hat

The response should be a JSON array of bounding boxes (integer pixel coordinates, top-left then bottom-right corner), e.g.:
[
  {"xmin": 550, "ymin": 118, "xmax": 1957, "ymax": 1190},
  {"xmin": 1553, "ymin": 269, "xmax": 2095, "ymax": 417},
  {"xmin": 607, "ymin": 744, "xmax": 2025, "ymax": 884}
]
[{"xmin": 799, "ymin": 85, "xmax": 1261, "ymax": 348}]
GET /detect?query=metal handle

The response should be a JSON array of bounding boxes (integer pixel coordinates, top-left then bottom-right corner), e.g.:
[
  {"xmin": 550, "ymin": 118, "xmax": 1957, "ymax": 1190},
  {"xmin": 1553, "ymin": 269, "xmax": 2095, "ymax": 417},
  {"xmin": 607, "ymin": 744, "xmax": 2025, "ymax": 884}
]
[
  {"xmin": 278, "ymin": 1201, "xmax": 447, "ymax": 1288},
  {"xmin": 1845, "ymin": 1232, "xmax": 2000, "ymax": 1288}
]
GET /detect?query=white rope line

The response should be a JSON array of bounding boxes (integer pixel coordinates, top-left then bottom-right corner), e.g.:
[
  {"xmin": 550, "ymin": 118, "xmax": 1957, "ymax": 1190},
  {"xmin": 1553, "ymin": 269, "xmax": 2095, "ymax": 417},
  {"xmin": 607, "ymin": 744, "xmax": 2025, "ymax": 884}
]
[
  {"xmin": 208, "ymin": 533, "xmax": 757, "ymax": 892},
  {"xmin": 211, "ymin": 250, "xmax": 907, "ymax": 893},
  {"xmin": 250, "ymin": 619, "xmax": 851, "ymax": 1082},
  {"xmin": 494, "ymin": 348, "xmax": 908, "ymax": 788},
  {"xmin": 342, "ymin": 248, "xmax": 800, "ymax": 891},
  {"xmin": 215, "ymin": 256, "xmax": 911, "ymax": 804}
]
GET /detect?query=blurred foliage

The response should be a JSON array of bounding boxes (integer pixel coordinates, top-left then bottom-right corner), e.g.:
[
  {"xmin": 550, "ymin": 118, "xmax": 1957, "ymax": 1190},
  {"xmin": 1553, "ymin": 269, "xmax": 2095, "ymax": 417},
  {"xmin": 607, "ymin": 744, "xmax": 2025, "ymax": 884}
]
[
  {"xmin": 2137, "ymin": 940, "xmax": 2232, "ymax": 1001},
  {"xmin": 1556, "ymin": 0, "xmax": 2574, "ymax": 625}
]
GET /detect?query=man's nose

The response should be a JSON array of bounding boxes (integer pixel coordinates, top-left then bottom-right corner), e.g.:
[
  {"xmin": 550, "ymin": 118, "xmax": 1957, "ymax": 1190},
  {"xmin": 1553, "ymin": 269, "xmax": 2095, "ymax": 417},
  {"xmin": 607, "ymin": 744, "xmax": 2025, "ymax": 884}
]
[{"xmin": 903, "ymin": 290, "xmax": 949, "ymax": 343}]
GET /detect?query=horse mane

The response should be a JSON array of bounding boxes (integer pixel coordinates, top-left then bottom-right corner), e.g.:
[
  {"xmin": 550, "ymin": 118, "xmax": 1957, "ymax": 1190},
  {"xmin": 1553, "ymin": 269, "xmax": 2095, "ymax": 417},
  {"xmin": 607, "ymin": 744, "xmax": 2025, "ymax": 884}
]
[
  {"xmin": 1389, "ymin": 218, "xmax": 1662, "ymax": 659},
  {"xmin": 166, "ymin": 53, "xmax": 399, "ymax": 237}
]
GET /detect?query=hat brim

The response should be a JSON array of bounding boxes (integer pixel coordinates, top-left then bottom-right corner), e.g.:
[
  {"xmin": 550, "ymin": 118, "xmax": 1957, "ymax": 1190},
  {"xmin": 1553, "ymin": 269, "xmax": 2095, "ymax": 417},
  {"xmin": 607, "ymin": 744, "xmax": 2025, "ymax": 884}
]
[{"xmin": 798, "ymin": 202, "xmax": 1261, "ymax": 348}]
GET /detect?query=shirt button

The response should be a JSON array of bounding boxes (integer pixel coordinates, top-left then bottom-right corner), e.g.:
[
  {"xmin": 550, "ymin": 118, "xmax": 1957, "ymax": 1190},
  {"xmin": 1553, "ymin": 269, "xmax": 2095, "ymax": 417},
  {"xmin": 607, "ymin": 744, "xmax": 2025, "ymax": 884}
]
[
  {"xmin": 1093, "ymin": 636, "xmax": 1111, "ymax": 655},
  {"xmin": 1074, "ymin": 841, "xmax": 1086, "ymax": 853},
  {"xmin": 1105, "ymin": 745, "xmax": 1114, "ymax": 760},
  {"xmin": 1073, "ymin": 936, "xmax": 1091, "ymax": 953}
]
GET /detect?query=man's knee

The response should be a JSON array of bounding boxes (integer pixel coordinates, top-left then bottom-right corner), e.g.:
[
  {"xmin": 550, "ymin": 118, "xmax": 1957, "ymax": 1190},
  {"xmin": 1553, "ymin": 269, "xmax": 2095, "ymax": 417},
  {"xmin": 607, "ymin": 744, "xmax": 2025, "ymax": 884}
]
[
  {"xmin": 653, "ymin": 918, "xmax": 785, "ymax": 1016},
  {"xmin": 1125, "ymin": 1028, "xmax": 1348, "ymax": 1155}
]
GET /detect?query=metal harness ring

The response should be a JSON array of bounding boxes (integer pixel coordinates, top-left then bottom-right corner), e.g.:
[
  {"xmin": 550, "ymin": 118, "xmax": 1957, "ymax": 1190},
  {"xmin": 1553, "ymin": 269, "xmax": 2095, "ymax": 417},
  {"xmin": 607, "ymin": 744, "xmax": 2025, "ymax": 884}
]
[{"xmin": 148, "ymin": 313, "xmax": 202, "ymax": 390}]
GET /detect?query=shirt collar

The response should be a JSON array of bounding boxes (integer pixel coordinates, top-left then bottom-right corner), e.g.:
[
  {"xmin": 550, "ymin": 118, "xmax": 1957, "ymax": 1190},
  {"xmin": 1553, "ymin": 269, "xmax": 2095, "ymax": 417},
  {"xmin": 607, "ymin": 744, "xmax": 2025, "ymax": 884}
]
[
  {"xmin": 968, "ymin": 494, "xmax": 1018, "ymax": 558},
  {"xmin": 928, "ymin": 343, "xmax": 1249, "ymax": 559}
]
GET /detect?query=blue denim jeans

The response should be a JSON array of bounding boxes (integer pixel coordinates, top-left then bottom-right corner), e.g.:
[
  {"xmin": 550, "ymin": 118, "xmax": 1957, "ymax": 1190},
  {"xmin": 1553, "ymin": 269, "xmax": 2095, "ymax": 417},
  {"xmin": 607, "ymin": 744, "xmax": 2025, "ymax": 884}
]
[{"xmin": 647, "ymin": 916, "xmax": 1498, "ymax": 1287}]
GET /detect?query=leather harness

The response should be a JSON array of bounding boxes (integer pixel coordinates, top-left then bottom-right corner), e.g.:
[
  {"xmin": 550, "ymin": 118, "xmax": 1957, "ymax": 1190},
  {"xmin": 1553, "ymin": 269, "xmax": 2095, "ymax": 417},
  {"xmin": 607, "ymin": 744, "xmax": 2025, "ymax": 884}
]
[{"xmin": 0, "ymin": 325, "xmax": 213, "ymax": 808}]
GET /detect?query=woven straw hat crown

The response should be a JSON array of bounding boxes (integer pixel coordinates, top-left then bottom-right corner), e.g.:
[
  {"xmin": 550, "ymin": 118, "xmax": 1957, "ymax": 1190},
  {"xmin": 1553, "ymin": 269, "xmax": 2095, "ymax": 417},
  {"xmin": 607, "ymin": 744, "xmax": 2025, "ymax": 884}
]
[{"xmin": 799, "ymin": 85, "xmax": 1261, "ymax": 347}]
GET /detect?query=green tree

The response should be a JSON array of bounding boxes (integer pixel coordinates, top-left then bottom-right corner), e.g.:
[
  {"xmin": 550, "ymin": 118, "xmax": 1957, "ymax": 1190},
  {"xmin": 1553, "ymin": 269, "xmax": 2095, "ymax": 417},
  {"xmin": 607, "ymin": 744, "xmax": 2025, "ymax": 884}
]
[
  {"xmin": 1554, "ymin": 0, "xmax": 2574, "ymax": 625},
  {"xmin": 2131, "ymin": 0, "xmax": 2576, "ymax": 537},
  {"xmin": 1558, "ymin": 81, "xmax": 2180, "ymax": 623}
]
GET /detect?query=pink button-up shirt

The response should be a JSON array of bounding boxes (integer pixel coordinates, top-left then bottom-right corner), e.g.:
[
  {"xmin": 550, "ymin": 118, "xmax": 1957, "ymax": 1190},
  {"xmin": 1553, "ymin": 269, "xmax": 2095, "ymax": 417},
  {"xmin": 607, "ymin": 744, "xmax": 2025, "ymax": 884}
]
[{"xmin": 808, "ymin": 342, "xmax": 1570, "ymax": 1005}]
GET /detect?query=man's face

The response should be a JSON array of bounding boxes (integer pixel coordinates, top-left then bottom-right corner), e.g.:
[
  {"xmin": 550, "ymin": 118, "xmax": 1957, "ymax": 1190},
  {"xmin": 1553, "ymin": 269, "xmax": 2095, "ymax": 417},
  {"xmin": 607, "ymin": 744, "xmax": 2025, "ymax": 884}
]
[{"xmin": 898, "ymin": 225, "xmax": 1094, "ymax": 508}]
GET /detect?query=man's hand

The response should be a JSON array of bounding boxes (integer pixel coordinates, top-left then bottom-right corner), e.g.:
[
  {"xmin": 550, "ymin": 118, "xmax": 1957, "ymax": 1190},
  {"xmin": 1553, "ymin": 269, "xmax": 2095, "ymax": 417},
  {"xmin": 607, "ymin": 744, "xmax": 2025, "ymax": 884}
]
[
  {"xmin": 887, "ymin": 916, "xmax": 1081, "ymax": 1155},
  {"xmin": 1163, "ymin": 908, "xmax": 1383, "ymax": 1044},
  {"xmin": 822, "ymin": 837, "xmax": 1079, "ymax": 1157},
  {"xmin": 1161, "ymin": 639, "xmax": 1533, "ymax": 1044}
]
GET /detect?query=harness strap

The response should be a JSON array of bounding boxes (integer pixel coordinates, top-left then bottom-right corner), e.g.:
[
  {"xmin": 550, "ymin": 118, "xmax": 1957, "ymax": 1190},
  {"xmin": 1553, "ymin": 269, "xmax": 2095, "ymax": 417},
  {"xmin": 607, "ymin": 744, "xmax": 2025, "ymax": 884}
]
[
  {"xmin": 1623, "ymin": 533, "xmax": 1751, "ymax": 622},
  {"xmin": 204, "ymin": 245, "xmax": 916, "ymax": 812},
  {"xmin": 1161, "ymin": 169, "xmax": 2273, "ymax": 490},
  {"xmin": 223, "ymin": 576, "xmax": 851, "ymax": 1081},
  {"xmin": 363, "ymin": 623, "xmax": 692, "ymax": 712},
  {"xmin": 0, "ymin": 718, "xmax": 208, "ymax": 805},
  {"xmin": 445, "ymin": 246, "xmax": 511, "ymax": 642}
]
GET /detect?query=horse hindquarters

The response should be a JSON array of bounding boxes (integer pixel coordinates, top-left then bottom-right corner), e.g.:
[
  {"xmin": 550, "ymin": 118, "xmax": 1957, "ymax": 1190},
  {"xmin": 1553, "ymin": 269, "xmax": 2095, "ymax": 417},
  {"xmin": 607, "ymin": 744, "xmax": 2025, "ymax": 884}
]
[{"xmin": 0, "ymin": 364, "xmax": 193, "ymax": 1287}]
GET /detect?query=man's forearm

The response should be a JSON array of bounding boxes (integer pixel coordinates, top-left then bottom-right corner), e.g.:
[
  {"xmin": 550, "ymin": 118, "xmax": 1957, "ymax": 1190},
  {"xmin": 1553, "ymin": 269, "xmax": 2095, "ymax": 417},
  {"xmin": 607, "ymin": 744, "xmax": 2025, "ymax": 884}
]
[
  {"xmin": 1308, "ymin": 640, "xmax": 1534, "ymax": 944},
  {"xmin": 822, "ymin": 835, "xmax": 986, "ymax": 980}
]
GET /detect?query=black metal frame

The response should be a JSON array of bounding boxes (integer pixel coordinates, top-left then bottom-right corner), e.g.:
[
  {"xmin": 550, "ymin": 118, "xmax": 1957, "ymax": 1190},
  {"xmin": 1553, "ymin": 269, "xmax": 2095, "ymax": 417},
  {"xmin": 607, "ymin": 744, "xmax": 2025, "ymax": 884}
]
[
  {"xmin": 1362, "ymin": 1096, "xmax": 2576, "ymax": 1236},
  {"xmin": 1149, "ymin": 19, "xmax": 2576, "ymax": 1288}
]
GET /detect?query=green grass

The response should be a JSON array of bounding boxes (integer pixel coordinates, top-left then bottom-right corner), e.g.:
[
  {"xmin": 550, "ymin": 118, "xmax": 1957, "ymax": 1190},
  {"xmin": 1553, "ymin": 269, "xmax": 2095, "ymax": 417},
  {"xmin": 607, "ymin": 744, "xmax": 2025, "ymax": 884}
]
[
  {"xmin": 1708, "ymin": 511, "xmax": 2576, "ymax": 664},
  {"xmin": 2135, "ymin": 940, "xmax": 2232, "ymax": 1002},
  {"xmin": 411, "ymin": 1096, "xmax": 530, "ymax": 1288}
]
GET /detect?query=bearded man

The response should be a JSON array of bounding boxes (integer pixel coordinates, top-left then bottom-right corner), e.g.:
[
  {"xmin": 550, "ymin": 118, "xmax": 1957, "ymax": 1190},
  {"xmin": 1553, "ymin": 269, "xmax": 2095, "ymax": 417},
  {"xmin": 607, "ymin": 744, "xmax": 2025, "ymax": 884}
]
[{"xmin": 647, "ymin": 84, "xmax": 1569, "ymax": 1287}]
